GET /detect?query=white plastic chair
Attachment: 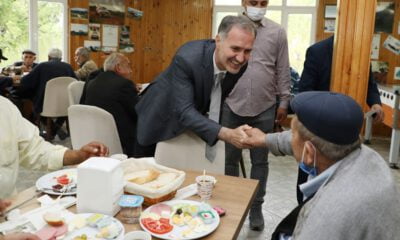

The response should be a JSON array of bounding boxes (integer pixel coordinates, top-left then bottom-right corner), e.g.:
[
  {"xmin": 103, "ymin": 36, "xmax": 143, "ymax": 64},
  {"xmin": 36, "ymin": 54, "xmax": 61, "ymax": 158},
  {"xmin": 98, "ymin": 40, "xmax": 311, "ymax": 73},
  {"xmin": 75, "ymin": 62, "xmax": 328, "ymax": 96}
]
[
  {"xmin": 68, "ymin": 81, "xmax": 85, "ymax": 105},
  {"xmin": 68, "ymin": 105, "xmax": 123, "ymax": 155},
  {"xmin": 41, "ymin": 77, "xmax": 76, "ymax": 117},
  {"xmin": 154, "ymin": 131, "xmax": 225, "ymax": 174},
  {"xmin": 40, "ymin": 76, "xmax": 76, "ymax": 140}
]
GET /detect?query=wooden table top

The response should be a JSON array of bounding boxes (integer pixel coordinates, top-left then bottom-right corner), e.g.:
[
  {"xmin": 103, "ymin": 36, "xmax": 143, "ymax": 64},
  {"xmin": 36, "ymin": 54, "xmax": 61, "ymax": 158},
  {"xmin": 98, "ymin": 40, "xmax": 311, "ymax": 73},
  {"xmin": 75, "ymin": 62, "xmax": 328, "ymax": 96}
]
[{"xmin": 5, "ymin": 170, "xmax": 259, "ymax": 240}]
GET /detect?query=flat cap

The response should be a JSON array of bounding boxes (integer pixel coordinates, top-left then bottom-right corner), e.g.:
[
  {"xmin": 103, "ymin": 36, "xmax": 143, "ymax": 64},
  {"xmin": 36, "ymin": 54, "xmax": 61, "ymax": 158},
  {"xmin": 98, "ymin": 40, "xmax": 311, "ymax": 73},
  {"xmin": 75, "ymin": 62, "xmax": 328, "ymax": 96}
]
[
  {"xmin": 291, "ymin": 91, "xmax": 364, "ymax": 145},
  {"xmin": 22, "ymin": 49, "xmax": 36, "ymax": 55}
]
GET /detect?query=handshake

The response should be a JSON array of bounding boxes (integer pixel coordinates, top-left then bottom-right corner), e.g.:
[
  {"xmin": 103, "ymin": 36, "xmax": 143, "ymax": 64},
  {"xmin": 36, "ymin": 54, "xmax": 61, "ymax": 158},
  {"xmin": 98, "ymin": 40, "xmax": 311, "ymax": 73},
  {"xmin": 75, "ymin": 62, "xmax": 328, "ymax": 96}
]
[{"xmin": 219, "ymin": 125, "xmax": 268, "ymax": 149}]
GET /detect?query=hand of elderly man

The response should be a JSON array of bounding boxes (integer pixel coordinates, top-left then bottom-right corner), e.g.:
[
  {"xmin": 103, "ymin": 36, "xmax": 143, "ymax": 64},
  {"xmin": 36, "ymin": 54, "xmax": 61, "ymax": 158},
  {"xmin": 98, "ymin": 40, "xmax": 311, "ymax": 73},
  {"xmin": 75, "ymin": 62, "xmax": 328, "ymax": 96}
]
[
  {"xmin": 2, "ymin": 232, "xmax": 40, "ymax": 240},
  {"xmin": 242, "ymin": 128, "xmax": 267, "ymax": 148},
  {"xmin": 371, "ymin": 104, "xmax": 384, "ymax": 123},
  {"xmin": 0, "ymin": 199, "xmax": 11, "ymax": 214},
  {"xmin": 275, "ymin": 107, "xmax": 288, "ymax": 124},
  {"xmin": 63, "ymin": 141, "xmax": 109, "ymax": 166}
]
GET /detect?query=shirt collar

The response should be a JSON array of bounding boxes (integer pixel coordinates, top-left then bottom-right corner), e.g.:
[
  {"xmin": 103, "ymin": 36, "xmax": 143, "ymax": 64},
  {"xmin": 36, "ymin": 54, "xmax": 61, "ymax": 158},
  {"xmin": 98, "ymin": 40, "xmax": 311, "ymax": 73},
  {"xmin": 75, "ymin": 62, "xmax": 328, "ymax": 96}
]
[
  {"xmin": 299, "ymin": 161, "xmax": 340, "ymax": 199},
  {"xmin": 213, "ymin": 51, "xmax": 227, "ymax": 76}
]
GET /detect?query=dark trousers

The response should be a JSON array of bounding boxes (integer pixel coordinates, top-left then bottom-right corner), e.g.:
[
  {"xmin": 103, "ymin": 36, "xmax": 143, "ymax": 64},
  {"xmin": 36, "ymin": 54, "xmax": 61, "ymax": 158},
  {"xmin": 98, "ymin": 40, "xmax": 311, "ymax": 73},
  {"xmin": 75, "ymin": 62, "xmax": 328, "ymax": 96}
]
[{"xmin": 221, "ymin": 103, "xmax": 275, "ymax": 208}]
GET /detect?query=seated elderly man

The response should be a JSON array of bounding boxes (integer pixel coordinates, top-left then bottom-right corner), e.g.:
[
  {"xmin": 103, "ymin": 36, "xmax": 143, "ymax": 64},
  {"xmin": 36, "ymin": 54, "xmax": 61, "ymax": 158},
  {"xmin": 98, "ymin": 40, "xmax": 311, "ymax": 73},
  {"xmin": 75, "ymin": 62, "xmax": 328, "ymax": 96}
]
[
  {"xmin": 14, "ymin": 49, "xmax": 38, "ymax": 73},
  {"xmin": 83, "ymin": 53, "xmax": 147, "ymax": 157},
  {"xmin": 243, "ymin": 91, "xmax": 400, "ymax": 240},
  {"xmin": 74, "ymin": 47, "xmax": 98, "ymax": 81},
  {"xmin": 0, "ymin": 95, "xmax": 108, "ymax": 240}
]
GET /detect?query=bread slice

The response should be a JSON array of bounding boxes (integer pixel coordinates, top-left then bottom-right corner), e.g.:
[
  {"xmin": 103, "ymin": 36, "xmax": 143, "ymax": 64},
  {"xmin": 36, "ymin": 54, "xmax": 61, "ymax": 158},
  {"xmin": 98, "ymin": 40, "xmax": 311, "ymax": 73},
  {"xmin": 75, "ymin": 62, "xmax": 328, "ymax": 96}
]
[
  {"xmin": 126, "ymin": 169, "xmax": 160, "ymax": 184},
  {"xmin": 43, "ymin": 212, "xmax": 64, "ymax": 226}
]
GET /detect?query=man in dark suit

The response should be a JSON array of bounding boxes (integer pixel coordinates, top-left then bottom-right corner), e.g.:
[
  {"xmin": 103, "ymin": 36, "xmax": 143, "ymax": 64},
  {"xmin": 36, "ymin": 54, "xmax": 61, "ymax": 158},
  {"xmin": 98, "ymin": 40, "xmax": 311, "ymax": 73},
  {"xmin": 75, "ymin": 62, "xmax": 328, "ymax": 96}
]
[
  {"xmin": 13, "ymin": 49, "xmax": 38, "ymax": 73},
  {"xmin": 136, "ymin": 15, "xmax": 256, "ymax": 151},
  {"xmin": 17, "ymin": 48, "xmax": 76, "ymax": 116},
  {"xmin": 83, "ymin": 53, "xmax": 142, "ymax": 157},
  {"xmin": 297, "ymin": 35, "xmax": 384, "ymax": 203}
]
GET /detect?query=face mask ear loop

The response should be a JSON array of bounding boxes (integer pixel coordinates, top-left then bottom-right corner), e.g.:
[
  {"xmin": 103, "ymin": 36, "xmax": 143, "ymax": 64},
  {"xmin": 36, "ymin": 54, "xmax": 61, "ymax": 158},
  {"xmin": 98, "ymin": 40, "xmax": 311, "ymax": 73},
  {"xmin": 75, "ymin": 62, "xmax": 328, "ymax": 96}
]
[{"xmin": 307, "ymin": 141, "xmax": 317, "ymax": 172}]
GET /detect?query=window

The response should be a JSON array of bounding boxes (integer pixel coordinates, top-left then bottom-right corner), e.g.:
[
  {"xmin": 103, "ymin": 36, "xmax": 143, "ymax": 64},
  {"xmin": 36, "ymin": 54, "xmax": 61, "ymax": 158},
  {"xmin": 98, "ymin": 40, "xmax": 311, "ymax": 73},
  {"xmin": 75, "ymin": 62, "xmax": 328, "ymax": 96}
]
[
  {"xmin": 0, "ymin": 0, "xmax": 68, "ymax": 68},
  {"xmin": 213, "ymin": 0, "xmax": 316, "ymax": 74}
]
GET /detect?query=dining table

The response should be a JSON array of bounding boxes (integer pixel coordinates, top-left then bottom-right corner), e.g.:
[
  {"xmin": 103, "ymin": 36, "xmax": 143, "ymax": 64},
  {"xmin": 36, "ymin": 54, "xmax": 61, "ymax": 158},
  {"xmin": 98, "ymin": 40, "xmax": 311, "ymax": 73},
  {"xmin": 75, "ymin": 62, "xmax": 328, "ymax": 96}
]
[{"xmin": 3, "ymin": 170, "xmax": 259, "ymax": 240}]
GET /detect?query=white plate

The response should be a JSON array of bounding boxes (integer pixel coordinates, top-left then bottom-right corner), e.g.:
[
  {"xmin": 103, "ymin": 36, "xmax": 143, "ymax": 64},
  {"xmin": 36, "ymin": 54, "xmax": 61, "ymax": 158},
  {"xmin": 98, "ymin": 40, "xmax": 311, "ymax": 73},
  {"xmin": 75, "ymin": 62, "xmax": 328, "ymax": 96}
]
[
  {"xmin": 140, "ymin": 200, "xmax": 220, "ymax": 240},
  {"xmin": 63, "ymin": 213, "xmax": 124, "ymax": 240},
  {"xmin": 36, "ymin": 169, "xmax": 77, "ymax": 196}
]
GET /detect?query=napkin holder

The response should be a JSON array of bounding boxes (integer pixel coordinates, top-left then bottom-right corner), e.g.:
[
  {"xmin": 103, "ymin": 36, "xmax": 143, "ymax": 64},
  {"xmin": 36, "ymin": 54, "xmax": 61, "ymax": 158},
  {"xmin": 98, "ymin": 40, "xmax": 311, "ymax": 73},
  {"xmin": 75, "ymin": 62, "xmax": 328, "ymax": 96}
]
[{"xmin": 77, "ymin": 157, "xmax": 123, "ymax": 216}]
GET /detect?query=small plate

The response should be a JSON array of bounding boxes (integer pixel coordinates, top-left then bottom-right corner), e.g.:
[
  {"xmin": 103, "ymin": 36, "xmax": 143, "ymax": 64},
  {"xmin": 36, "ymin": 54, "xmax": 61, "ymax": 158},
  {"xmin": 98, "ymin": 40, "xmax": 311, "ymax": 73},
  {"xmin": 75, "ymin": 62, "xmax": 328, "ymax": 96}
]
[{"xmin": 36, "ymin": 169, "xmax": 77, "ymax": 196}]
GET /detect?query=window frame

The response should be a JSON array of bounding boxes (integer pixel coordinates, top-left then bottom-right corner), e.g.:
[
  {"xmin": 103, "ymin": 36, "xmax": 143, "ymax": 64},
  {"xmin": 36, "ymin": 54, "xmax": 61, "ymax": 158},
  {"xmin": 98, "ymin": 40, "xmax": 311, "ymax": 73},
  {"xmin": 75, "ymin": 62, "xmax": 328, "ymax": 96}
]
[{"xmin": 29, "ymin": 0, "xmax": 69, "ymax": 62}]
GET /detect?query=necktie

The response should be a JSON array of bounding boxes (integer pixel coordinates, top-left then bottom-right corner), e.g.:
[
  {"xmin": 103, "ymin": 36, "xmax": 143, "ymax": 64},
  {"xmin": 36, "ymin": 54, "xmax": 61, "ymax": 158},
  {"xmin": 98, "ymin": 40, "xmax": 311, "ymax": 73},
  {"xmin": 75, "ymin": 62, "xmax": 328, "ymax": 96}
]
[{"xmin": 205, "ymin": 72, "xmax": 224, "ymax": 162}]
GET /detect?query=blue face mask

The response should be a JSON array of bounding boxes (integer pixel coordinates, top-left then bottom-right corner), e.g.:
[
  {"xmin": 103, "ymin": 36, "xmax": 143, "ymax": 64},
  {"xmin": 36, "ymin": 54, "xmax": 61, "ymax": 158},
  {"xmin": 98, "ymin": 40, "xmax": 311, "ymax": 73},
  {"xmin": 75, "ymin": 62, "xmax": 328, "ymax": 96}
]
[{"xmin": 299, "ymin": 142, "xmax": 317, "ymax": 177}]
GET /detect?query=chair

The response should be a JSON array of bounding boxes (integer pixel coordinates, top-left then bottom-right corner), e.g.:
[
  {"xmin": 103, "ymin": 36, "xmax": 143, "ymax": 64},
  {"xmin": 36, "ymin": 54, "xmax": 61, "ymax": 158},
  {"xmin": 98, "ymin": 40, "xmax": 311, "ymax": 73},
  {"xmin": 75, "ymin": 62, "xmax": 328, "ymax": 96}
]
[
  {"xmin": 40, "ymin": 77, "xmax": 76, "ymax": 140},
  {"xmin": 68, "ymin": 105, "xmax": 123, "ymax": 155},
  {"xmin": 154, "ymin": 131, "xmax": 226, "ymax": 174},
  {"xmin": 68, "ymin": 81, "xmax": 85, "ymax": 105}
]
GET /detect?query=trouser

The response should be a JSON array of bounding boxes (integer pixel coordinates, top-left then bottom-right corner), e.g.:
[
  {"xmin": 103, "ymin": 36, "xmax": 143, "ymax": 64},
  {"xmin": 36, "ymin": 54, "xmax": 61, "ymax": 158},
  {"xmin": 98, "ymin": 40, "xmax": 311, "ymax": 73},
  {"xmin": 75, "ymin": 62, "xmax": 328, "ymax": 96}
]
[{"xmin": 221, "ymin": 103, "xmax": 275, "ymax": 207}]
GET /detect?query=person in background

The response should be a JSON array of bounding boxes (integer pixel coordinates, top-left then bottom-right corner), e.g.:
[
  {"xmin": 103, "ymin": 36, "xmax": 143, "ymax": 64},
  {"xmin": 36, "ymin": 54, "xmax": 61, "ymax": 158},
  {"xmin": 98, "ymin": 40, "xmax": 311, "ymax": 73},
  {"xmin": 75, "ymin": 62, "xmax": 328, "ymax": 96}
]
[
  {"xmin": 83, "ymin": 53, "xmax": 145, "ymax": 157},
  {"xmin": 0, "ymin": 94, "xmax": 108, "ymax": 208},
  {"xmin": 74, "ymin": 47, "xmax": 98, "ymax": 81},
  {"xmin": 297, "ymin": 35, "xmax": 384, "ymax": 203},
  {"xmin": 135, "ymin": 15, "xmax": 256, "ymax": 155},
  {"xmin": 13, "ymin": 49, "xmax": 38, "ymax": 73},
  {"xmin": 243, "ymin": 91, "xmax": 400, "ymax": 240},
  {"xmin": 17, "ymin": 48, "xmax": 76, "ymax": 140},
  {"xmin": 221, "ymin": 0, "xmax": 290, "ymax": 231}
]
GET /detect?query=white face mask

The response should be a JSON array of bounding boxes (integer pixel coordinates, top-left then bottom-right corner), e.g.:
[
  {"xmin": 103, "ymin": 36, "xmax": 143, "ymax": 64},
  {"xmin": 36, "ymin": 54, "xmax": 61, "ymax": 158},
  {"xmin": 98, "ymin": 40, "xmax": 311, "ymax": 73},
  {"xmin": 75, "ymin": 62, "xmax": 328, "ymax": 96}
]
[{"xmin": 246, "ymin": 6, "xmax": 267, "ymax": 22}]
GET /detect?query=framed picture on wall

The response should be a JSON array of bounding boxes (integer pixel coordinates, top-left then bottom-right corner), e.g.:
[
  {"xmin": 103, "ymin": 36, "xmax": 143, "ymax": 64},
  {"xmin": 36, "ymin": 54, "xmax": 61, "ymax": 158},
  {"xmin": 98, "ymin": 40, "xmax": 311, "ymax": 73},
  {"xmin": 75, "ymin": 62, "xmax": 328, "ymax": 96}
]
[
  {"xmin": 89, "ymin": 0, "xmax": 125, "ymax": 25},
  {"xmin": 375, "ymin": 1, "xmax": 394, "ymax": 33},
  {"xmin": 324, "ymin": 5, "xmax": 337, "ymax": 19},
  {"xmin": 324, "ymin": 19, "xmax": 335, "ymax": 33}
]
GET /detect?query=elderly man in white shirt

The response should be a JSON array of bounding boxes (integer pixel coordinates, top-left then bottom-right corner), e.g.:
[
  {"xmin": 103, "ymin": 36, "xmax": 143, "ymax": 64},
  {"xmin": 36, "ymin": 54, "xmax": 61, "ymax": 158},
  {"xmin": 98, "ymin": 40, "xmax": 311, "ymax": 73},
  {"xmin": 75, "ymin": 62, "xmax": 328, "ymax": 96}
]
[{"xmin": 0, "ymin": 96, "xmax": 108, "ymax": 240}]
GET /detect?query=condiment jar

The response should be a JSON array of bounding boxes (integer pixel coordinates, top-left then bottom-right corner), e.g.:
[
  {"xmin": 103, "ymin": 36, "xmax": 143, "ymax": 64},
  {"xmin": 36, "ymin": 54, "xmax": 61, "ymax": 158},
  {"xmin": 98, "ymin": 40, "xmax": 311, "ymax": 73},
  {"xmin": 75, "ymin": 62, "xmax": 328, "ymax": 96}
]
[{"xmin": 118, "ymin": 195, "xmax": 144, "ymax": 224}]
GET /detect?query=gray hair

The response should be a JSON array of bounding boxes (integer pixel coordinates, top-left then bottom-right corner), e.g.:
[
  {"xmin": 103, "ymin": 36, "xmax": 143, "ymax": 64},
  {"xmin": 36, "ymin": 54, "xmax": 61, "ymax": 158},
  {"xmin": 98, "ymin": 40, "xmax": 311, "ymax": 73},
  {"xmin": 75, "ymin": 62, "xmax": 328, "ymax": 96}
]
[
  {"xmin": 217, "ymin": 15, "xmax": 256, "ymax": 40},
  {"xmin": 295, "ymin": 117, "xmax": 361, "ymax": 162},
  {"xmin": 48, "ymin": 48, "xmax": 62, "ymax": 60},
  {"xmin": 103, "ymin": 52, "xmax": 125, "ymax": 71},
  {"xmin": 76, "ymin": 47, "xmax": 90, "ymax": 59}
]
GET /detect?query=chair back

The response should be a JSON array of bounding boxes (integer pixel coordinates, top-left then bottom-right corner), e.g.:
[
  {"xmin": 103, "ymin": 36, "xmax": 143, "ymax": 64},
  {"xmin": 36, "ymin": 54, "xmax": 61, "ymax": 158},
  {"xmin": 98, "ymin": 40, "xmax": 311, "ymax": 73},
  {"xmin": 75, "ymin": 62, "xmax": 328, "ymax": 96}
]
[
  {"xmin": 154, "ymin": 131, "xmax": 225, "ymax": 174},
  {"xmin": 68, "ymin": 81, "xmax": 85, "ymax": 105},
  {"xmin": 41, "ymin": 77, "xmax": 76, "ymax": 117},
  {"xmin": 68, "ymin": 105, "xmax": 123, "ymax": 155}
]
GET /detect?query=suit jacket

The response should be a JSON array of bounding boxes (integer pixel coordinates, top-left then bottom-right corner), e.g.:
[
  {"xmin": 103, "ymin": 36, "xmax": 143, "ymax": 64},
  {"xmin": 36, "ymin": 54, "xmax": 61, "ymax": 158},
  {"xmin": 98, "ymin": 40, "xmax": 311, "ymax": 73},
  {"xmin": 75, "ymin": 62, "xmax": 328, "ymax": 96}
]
[
  {"xmin": 299, "ymin": 36, "xmax": 381, "ymax": 106},
  {"xmin": 17, "ymin": 59, "xmax": 76, "ymax": 114},
  {"xmin": 83, "ymin": 71, "xmax": 139, "ymax": 157},
  {"xmin": 136, "ymin": 39, "xmax": 246, "ymax": 146}
]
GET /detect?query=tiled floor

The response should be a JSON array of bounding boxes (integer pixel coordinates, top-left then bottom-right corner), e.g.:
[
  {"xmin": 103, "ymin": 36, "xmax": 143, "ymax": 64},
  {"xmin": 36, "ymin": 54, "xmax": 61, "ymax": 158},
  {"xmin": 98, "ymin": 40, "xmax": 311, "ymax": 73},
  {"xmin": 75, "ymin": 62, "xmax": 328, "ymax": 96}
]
[{"xmin": 17, "ymin": 136, "xmax": 400, "ymax": 240}]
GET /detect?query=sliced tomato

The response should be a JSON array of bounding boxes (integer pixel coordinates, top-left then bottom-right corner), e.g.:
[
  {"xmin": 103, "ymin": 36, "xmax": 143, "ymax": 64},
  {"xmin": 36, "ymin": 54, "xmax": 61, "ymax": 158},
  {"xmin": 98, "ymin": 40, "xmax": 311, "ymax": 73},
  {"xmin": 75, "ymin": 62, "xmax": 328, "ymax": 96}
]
[
  {"xmin": 141, "ymin": 217, "xmax": 173, "ymax": 234},
  {"xmin": 56, "ymin": 175, "xmax": 70, "ymax": 185}
]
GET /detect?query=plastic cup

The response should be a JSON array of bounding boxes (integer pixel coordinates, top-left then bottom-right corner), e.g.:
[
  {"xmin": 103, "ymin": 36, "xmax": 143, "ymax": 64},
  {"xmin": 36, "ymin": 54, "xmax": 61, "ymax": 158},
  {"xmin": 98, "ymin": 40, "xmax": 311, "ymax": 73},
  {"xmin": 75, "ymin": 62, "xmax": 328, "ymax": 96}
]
[{"xmin": 196, "ymin": 175, "xmax": 216, "ymax": 201}]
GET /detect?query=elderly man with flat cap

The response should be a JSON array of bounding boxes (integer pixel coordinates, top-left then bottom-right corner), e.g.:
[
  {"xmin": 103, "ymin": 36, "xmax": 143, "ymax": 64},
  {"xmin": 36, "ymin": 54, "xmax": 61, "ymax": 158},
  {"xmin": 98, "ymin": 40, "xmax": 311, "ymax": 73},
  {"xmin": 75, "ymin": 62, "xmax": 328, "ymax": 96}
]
[{"xmin": 243, "ymin": 91, "xmax": 400, "ymax": 240}]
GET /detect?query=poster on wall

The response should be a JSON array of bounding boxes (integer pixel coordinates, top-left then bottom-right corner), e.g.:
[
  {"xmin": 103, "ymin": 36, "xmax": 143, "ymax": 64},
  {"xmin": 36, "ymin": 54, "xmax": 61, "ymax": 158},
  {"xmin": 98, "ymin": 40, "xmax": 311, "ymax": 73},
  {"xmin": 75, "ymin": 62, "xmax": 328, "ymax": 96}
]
[
  {"xmin": 371, "ymin": 60, "xmax": 389, "ymax": 83},
  {"xmin": 324, "ymin": 19, "xmax": 335, "ymax": 33},
  {"xmin": 383, "ymin": 35, "xmax": 400, "ymax": 55},
  {"xmin": 374, "ymin": 1, "xmax": 394, "ymax": 33},
  {"xmin": 71, "ymin": 24, "xmax": 88, "ymax": 35},
  {"xmin": 127, "ymin": 7, "xmax": 143, "ymax": 19},
  {"xmin": 394, "ymin": 67, "xmax": 400, "ymax": 80},
  {"xmin": 71, "ymin": 8, "xmax": 88, "ymax": 20},
  {"xmin": 119, "ymin": 26, "xmax": 134, "ymax": 53},
  {"xmin": 84, "ymin": 40, "xmax": 101, "ymax": 52},
  {"xmin": 102, "ymin": 24, "xmax": 118, "ymax": 48},
  {"xmin": 89, "ymin": 0, "xmax": 125, "ymax": 25},
  {"xmin": 324, "ymin": 5, "xmax": 337, "ymax": 18},
  {"xmin": 89, "ymin": 23, "xmax": 101, "ymax": 41},
  {"xmin": 371, "ymin": 34, "xmax": 381, "ymax": 59}
]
